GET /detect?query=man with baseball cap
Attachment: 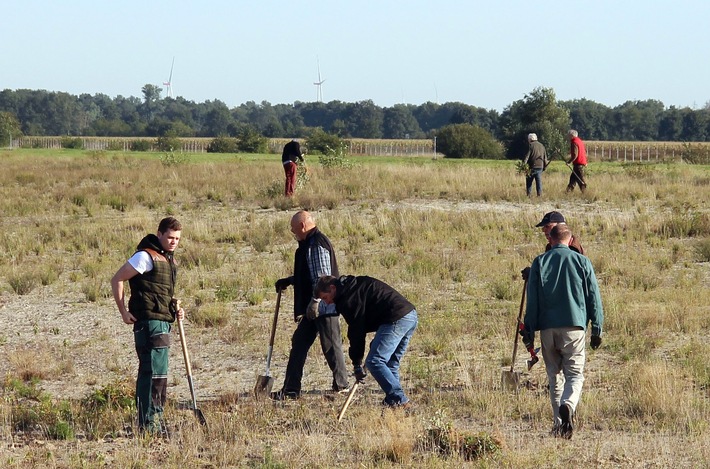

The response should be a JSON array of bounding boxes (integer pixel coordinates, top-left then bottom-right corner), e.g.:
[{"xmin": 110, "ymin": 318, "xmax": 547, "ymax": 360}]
[{"xmin": 522, "ymin": 211, "xmax": 584, "ymax": 281}]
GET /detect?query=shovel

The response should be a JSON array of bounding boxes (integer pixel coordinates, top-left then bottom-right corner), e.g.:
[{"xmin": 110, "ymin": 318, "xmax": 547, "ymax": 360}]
[
  {"xmin": 254, "ymin": 289, "xmax": 282, "ymax": 399},
  {"xmin": 337, "ymin": 381, "xmax": 361, "ymax": 423},
  {"xmin": 501, "ymin": 279, "xmax": 528, "ymax": 390},
  {"xmin": 176, "ymin": 308, "xmax": 208, "ymax": 428},
  {"xmin": 565, "ymin": 161, "xmax": 587, "ymax": 188}
]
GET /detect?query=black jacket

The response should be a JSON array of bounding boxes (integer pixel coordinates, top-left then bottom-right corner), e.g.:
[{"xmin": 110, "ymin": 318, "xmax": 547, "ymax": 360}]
[
  {"xmin": 332, "ymin": 275, "xmax": 415, "ymax": 364},
  {"xmin": 282, "ymin": 140, "xmax": 303, "ymax": 164},
  {"xmin": 292, "ymin": 228, "xmax": 338, "ymax": 320}
]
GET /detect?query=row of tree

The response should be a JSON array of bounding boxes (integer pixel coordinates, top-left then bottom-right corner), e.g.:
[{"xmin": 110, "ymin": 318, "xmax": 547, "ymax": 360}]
[{"xmin": 1, "ymin": 85, "xmax": 710, "ymax": 147}]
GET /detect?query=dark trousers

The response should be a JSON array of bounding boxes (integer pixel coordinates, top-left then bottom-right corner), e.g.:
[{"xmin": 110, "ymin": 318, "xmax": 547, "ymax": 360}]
[
  {"xmin": 567, "ymin": 164, "xmax": 586, "ymax": 192},
  {"xmin": 283, "ymin": 315, "xmax": 349, "ymax": 393},
  {"xmin": 134, "ymin": 320, "xmax": 171, "ymax": 433},
  {"xmin": 284, "ymin": 162, "xmax": 297, "ymax": 197}
]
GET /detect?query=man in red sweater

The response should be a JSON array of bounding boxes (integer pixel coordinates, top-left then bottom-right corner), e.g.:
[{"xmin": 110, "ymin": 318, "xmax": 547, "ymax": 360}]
[{"xmin": 567, "ymin": 129, "xmax": 587, "ymax": 192}]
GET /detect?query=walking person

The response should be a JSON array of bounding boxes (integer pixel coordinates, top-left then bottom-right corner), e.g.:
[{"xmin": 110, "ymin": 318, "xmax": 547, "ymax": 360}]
[
  {"xmin": 521, "ymin": 211, "xmax": 584, "ymax": 280},
  {"xmin": 520, "ymin": 224, "xmax": 604, "ymax": 439},
  {"xmin": 522, "ymin": 133, "xmax": 549, "ymax": 197},
  {"xmin": 111, "ymin": 217, "xmax": 185, "ymax": 436},
  {"xmin": 272, "ymin": 211, "xmax": 349, "ymax": 400},
  {"xmin": 282, "ymin": 139, "xmax": 305, "ymax": 197},
  {"xmin": 566, "ymin": 129, "xmax": 587, "ymax": 192},
  {"xmin": 314, "ymin": 275, "xmax": 418, "ymax": 409}
]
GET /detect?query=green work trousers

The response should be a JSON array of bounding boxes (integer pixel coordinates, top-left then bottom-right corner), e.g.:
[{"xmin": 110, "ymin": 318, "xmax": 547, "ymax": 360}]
[{"xmin": 134, "ymin": 319, "xmax": 171, "ymax": 433}]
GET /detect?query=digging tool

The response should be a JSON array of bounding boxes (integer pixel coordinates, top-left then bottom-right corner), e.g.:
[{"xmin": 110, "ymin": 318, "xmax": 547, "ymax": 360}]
[
  {"xmin": 254, "ymin": 290, "xmax": 282, "ymax": 399},
  {"xmin": 176, "ymin": 302, "xmax": 208, "ymax": 428},
  {"xmin": 337, "ymin": 381, "xmax": 361, "ymax": 423},
  {"xmin": 501, "ymin": 279, "xmax": 528, "ymax": 390},
  {"xmin": 565, "ymin": 161, "xmax": 587, "ymax": 188}
]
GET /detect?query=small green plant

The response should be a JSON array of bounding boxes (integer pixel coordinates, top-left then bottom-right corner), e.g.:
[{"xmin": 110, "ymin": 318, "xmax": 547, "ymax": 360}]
[
  {"xmin": 515, "ymin": 159, "xmax": 531, "ymax": 177},
  {"xmin": 318, "ymin": 141, "xmax": 354, "ymax": 169},
  {"xmin": 159, "ymin": 151, "xmax": 189, "ymax": 166},
  {"xmin": 155, "ymin": 133, "xmax": 182, "ymax": 152},
  {"xmin": 8, "ymin": 271, "xmax": 38, "ymax": 295}
]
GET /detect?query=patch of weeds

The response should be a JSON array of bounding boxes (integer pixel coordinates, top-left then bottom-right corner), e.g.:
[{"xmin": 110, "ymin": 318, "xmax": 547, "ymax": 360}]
[
  {"xmin": 693, "ymin": 238, "xmax": 710, "ymax": 262},
  {"xmin": 421, "ymin": 410, "xmax": 502, "ymax": 461},
  {"xmin": 191, "ymin": 303, "xmax": 230, "ymax": 328},
  {"xmin": 8, "ymin": 271, "xmax": 38, "ymax": 295},
  {"xmin": 490, "ymin": 279, "xmax": 514, "ymax": 301},
  {"xmin": 245, "ymin": 290, "xmax": 266, "ymax": 306}
]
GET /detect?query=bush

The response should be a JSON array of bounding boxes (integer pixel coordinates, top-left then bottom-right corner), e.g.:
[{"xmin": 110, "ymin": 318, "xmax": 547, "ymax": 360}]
[
  {"xmin": 236, "ymin": 126, "xmax": 267, "ymax": 153},
  {"xmin": 436, "ymin": 124, "xmax": 504, "ymax": 159},
  {"xmin": 155, "ymin": 133, "xmax": 182, "ymax": 152},
  {"xmin": 129, "ymin": 139, "xmax": 152, "ymax": 151},
  {"xmin": 106, "ymin": 140, "xmax": 125, "ymax": 151},
  {"xmin": 207, "ymin": 135, "xmax": 238, "ymax": 153},
  {"xmin": 306, "ymin": 128, "xmax": 348, "ymax": 155},
  {"xmin": 60, "ymin": 136, "xmax": 84, "ymax": 149}
]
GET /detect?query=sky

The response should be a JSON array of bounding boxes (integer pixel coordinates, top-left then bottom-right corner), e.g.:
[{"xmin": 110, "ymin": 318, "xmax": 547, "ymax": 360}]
[{"xmin": 2, "ymin": 0, "xmax": 709, "ymax": 112}]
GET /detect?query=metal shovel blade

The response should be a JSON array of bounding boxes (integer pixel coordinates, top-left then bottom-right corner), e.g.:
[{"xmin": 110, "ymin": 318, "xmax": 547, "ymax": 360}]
[
  {"xmin": 193, "ymin": 408, "xmax": 208, "ymax": 427},
  {"xmin": 254, "ymin": 375, "xmax": 274, "ymax": 399},
  {"xmin": 501, "ymin": 369, "xmax": 521, "ymax": 390}
]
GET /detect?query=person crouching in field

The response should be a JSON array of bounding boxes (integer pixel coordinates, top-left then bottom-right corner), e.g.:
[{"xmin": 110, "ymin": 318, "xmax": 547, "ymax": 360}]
[
  {"xmin": 314, "ymin": 275, "xmax": 418, "ymax": 409},
  {"xmin": 521, "ymin": 224, "xmax": 603, "ymax": 439},
  {"xmin": 111, "ymin": 217, "xmax": 185, "ymax": 437}
]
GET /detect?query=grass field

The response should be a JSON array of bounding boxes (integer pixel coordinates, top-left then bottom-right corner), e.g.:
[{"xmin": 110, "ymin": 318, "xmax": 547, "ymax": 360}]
[{"xmin": 1, "ymin": 149, "xmax": 709, "ymax": 467}]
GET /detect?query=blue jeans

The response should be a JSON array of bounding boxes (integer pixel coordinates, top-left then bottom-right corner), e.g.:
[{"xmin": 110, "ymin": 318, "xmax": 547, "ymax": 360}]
[
  {"xmin": 366, "ymin": 309, "xmax": 418, "ymax": 406},
  {"xmin": 526, "ymin": 168, "xmax": 543, "ymax": 196}
]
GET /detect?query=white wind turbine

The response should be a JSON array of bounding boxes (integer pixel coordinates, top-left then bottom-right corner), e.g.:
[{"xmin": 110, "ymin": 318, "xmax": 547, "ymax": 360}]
[
  {"xmin": 313, "ymin": 58, "xmax": 325, "ymax": 102},
  {"xmin": 163, "ymin": 57, "xmax": 175, "ymax": 98}
]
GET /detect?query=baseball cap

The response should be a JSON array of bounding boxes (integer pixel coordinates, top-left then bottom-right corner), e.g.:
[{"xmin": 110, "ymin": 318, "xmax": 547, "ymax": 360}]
[{"xmin": 535, "ymin": 211, "xmax": 566, "ymax": 227}]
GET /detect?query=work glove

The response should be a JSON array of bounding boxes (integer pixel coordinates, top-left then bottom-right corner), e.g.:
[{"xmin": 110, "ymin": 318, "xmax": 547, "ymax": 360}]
[
  {"xmin": 354, "ymin": 365, "xmax": 367, "ymax": 383},
  {"xmin": 306, "ymin": 298, "xmax": 321, "ymax": 321},
  {"xmin": 590, "ymin": 335, "xmax": 602, "ymax": 350},
  {"xmin": 520, "ymin": 267, "xmax": 531, "ymax": 281},
  {"xmin": 518, "ymin": 324, "xmax": 534, "ymax": 351},
  {"xmin": 275, "ymin": 277, "xmax": 293, "ymax": 293}
]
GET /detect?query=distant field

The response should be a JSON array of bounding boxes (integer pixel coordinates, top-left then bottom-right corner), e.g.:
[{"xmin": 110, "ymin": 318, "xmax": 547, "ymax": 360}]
[
  {"xmin": 0, "ymin": 149, "xmax": 709, "ymax": 467},
  {"xmin": 12, "ymin": 136, "xmax": 710, "ymax": 163}
]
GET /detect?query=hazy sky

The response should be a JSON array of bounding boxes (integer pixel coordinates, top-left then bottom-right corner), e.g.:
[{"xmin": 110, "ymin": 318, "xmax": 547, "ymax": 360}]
[{"xmin": 3, "ymin": 1, "xmax": 709, "ymax": 111}]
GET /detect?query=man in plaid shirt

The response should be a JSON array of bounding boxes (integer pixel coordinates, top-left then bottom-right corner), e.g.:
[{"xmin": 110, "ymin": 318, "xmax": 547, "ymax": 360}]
[{"xmin": 272, "ymin": 211, "xmax": 349, "ymax": 399}]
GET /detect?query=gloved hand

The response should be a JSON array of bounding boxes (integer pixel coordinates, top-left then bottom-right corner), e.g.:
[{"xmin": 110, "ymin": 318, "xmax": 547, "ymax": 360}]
[
  {"xmin": 521, "ymin": 267, "xmax": 531, "ymax": 281},
  {"xmin": 306, "ymin": 298, "xmax": 321, "ymax": 321},
  {"xmin": 275, "ymin": 277, "xmax": 293, "ymax": 292},
  {"xmin": 590, "ymin": 335, "xmax": 602, "ymax": 350},
  {"xmin": 354, "ymin": 365, "xmax": 367, "ymax": 382},
  {"xmin": 518, "ymin": 324, "xmax": 534, "ymax": 350}
]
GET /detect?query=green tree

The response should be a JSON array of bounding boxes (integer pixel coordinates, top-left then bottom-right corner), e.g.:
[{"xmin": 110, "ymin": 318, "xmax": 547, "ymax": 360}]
[
  {"xmin": 499, "ymin": 87, "xmax": 570, "ymax": 160},
  {"xmin": 383, "ymin": 105, "xmax": 424, "ymax": 139},
  {"xmin": 0, "ymin": 111, "xmax": 23, "ymax": 146},
  {"xmin": 436, "ymin": 124, "xmax": 504, "ymax": 159}
]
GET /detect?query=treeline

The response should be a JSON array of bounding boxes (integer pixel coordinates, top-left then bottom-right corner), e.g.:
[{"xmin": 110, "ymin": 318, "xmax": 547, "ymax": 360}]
[{"xmin": 1, "ymin": 86, "xmax": 710, "ymax": 142}]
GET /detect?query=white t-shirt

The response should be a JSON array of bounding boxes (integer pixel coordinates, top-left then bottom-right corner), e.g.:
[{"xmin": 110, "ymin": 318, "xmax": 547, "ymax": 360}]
[{"xmin": 128, "ymin": 251, "xmax": 154, "ymax": 274}]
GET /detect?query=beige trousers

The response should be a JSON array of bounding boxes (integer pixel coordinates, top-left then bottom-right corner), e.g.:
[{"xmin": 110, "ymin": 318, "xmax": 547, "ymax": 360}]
[{"xmin": 540, "ymin": 327, "xmax": 586, "ymax": 425}]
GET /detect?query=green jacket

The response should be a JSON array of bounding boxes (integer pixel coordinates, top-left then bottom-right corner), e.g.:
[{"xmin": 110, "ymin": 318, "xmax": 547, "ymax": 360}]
[
  {"xmin": 128, "ymin": 234, "xmax": 177, "ymax": 322},
  {"xmin": 524, "ymin": 244, "xmax": 603, "ymax": 337}
]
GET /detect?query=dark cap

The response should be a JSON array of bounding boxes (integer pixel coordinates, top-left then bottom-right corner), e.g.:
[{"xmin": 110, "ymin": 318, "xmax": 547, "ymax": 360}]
[{"xmin": 535, "ymin": 211, "xmax": 566, "ymax": 227}]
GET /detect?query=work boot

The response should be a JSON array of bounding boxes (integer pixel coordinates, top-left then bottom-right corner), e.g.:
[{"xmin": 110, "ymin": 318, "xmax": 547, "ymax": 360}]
[{"xmin": 559, "ymin": 403, "xmax": 574, "ymax": 439}]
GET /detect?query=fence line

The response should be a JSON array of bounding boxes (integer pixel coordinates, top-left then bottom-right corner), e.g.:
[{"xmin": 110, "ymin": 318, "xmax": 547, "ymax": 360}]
[{"xmin": 10, "ymin": 137, "xmax": 710, "ymax": 163}]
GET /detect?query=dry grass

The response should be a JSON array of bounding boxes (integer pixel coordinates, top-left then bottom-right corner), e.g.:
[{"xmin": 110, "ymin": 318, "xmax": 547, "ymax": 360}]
[{"xmin": 0, "ymin": 149, "xmax": 709, "ymax": 467}]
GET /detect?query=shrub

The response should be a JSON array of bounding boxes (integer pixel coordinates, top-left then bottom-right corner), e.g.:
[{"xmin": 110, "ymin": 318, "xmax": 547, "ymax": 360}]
[
  {"xmin": 318, "ymin": 140, "xmax": 354, "ymax": 169},
  {"xmin": 155, "ymin": 133, "xmax": 182, "ymax": 152},
  {"xmin": 207, "ymin": 135, "xmax": 238, "ymax": 153},
  {"xmin": 159, "ymin": 151, "xmax": 189, "ymax": 166},
  {"xmin": 436, "ymin": 124, "xmax": 504, "ymax": 159},
  {"xmin": 106, "ymin": 140, "xmax": 125, "ymax": 151},
  {"xmin": 236, "ymin": 126, "xmax": 267, "ymax": 153},
  {"xmin": 129, "ymin": 139, "xmax": 152, "ymax": 151},
  {"xmin": 60, "ymin": 136, "xmax": 84, "ymax": 149},
  {"xmin": 306, "ymin": 128, "xmax": 347, "ymax": 155}
]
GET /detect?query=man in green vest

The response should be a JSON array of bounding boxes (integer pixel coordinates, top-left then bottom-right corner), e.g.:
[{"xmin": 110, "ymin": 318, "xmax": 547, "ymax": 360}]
[{"xmin": 111, "ymin": 217, "xmax": 184, "ymax": 436}]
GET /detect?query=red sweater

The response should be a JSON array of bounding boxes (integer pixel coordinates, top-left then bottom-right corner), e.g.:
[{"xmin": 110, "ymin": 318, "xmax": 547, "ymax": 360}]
[{"xmin": 570, "ymin": 137, "xmax": 587, "ymax": 165}]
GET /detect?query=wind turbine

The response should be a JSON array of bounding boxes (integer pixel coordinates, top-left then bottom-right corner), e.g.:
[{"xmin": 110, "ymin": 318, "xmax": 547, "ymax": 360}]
[
  {"xmin": 313, "ymin": 58, "xmax": 325, "ymax": 103},
  {"xmin": 163, "ymin": 57, "xmax": 175, "ymax": 98}
]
